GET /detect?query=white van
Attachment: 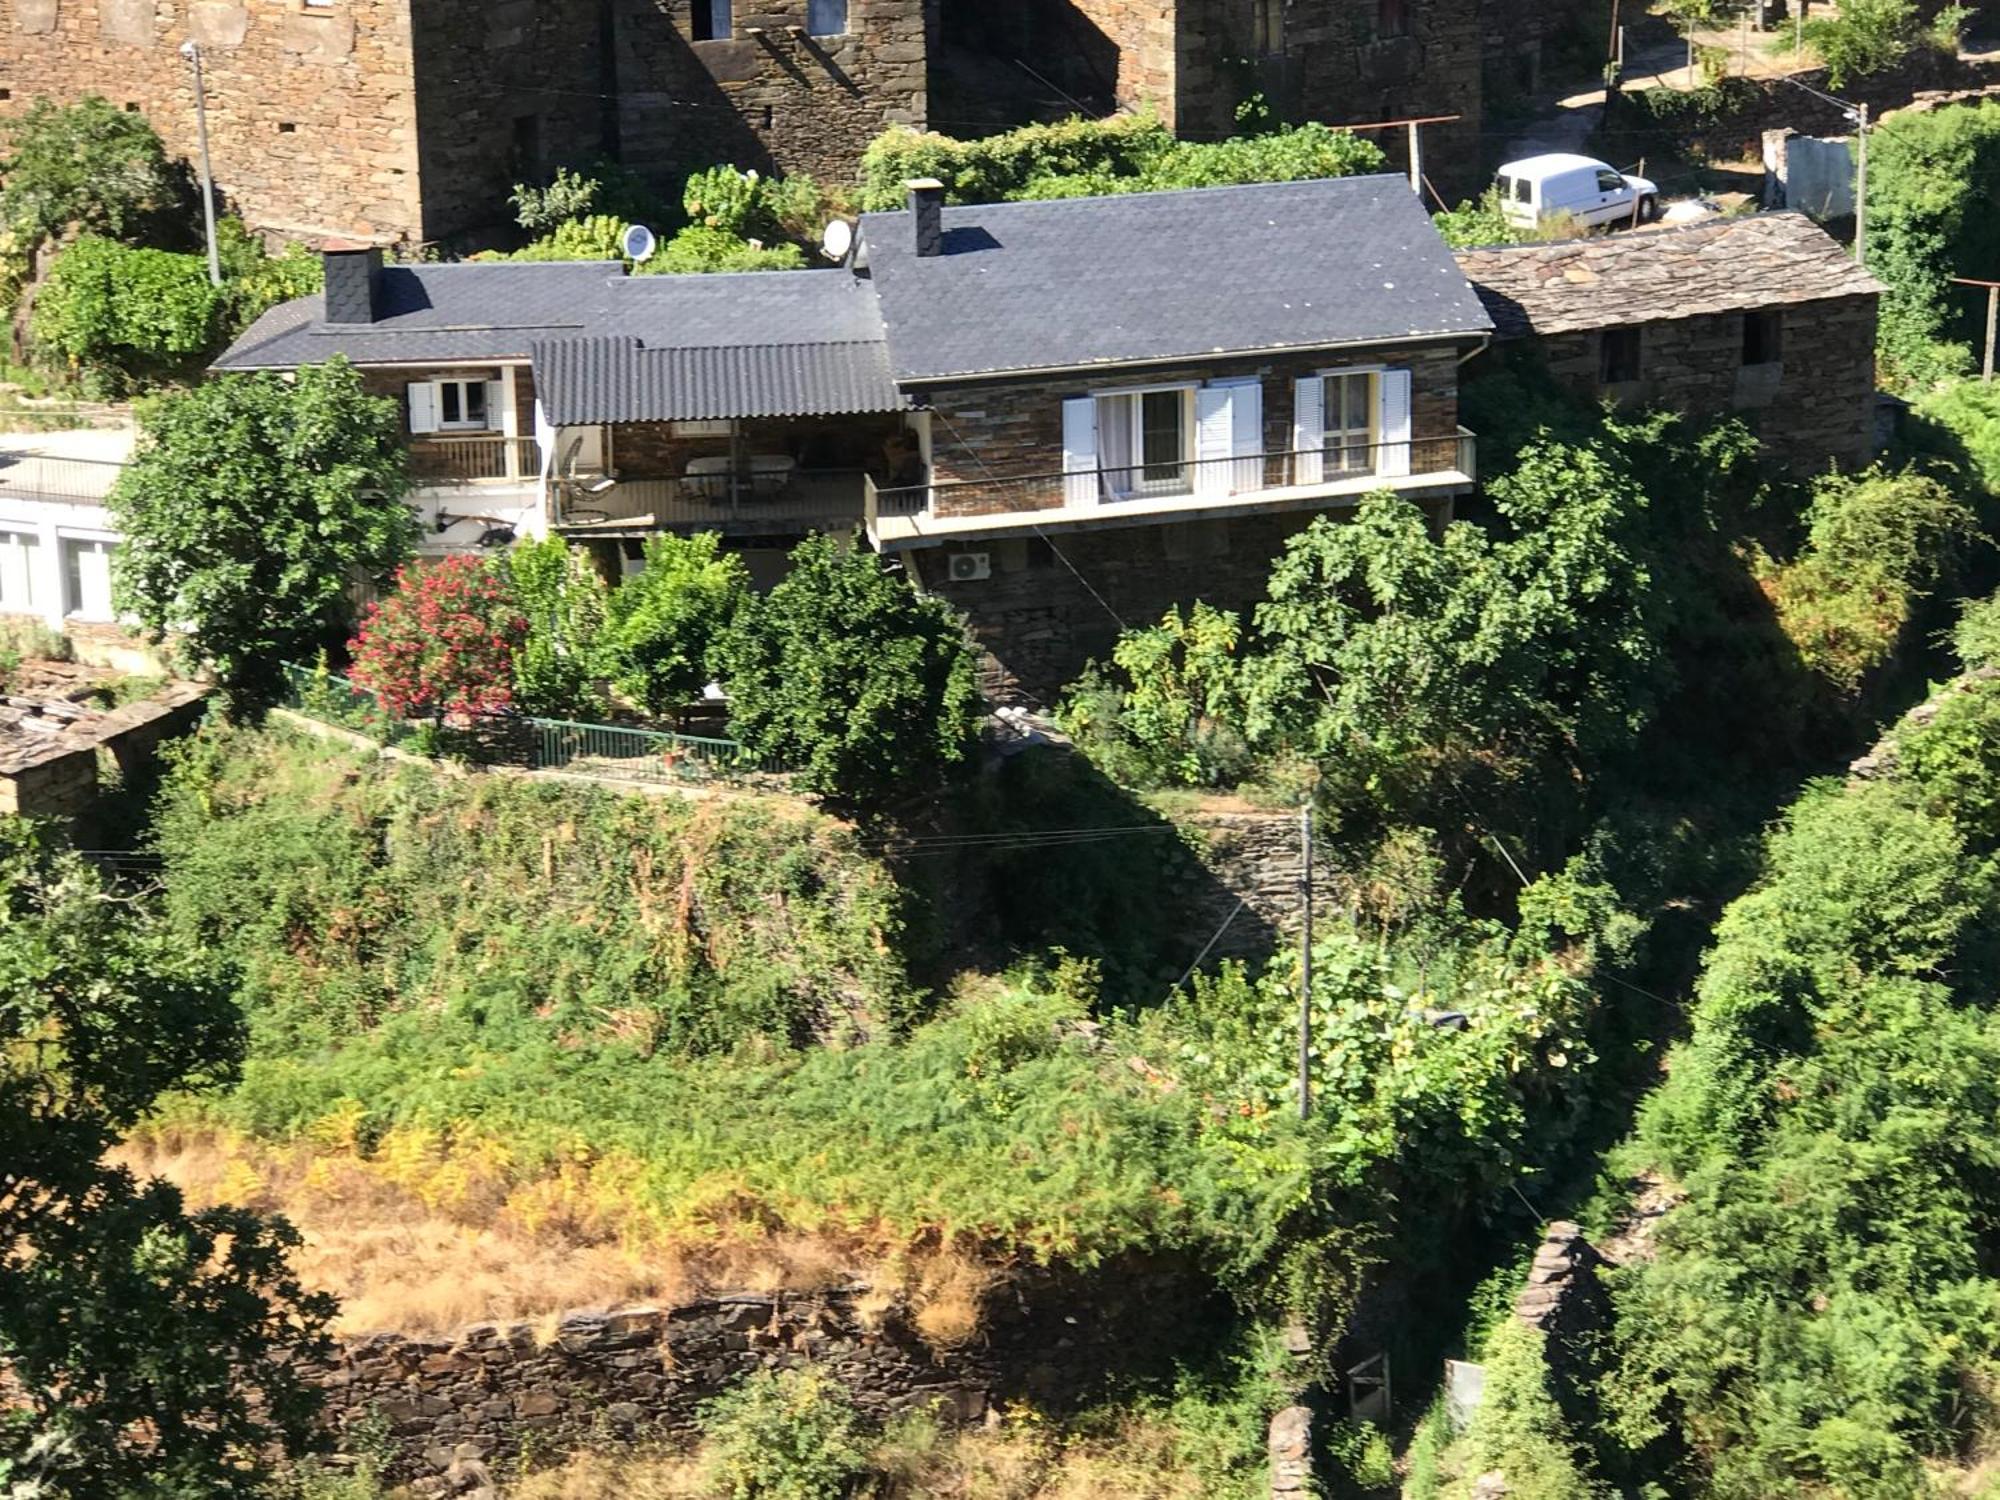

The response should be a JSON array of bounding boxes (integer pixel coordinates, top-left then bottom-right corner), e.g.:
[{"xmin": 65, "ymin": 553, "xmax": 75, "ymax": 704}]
[{"xmin": 1496, "ymin": 153, "xmax": 1660, "ymax": 231}]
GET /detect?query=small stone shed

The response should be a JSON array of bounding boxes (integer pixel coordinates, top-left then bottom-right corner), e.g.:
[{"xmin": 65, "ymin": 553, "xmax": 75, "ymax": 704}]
[
  {"xmin": 1456, "ymin": 213, "xmax": 1884, "ymax": 472},
  {"xmin": 0, "ymin": 682, "xmax": 209, "ymax": 822}
]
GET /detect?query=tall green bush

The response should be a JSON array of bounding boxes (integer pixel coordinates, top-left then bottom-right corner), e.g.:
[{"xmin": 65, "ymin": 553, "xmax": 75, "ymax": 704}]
[
  {"xmin": 30, "ymin": 235, "xmax": 220, "ymax": 389},
  {"xmin": 719, "ymin": 535, "xmax": 978, "ymax": 813},
  {"xmin": 502, "ymin": 536, "xmax": 610, "ymax": 719},
  {"xmin": 0, "ymin": 95, "xmax": 192, "ymax": 252},
  {"xmin": 598, "ymin": 532, "xmax": 748, "ymax": 720},
  {"xmin": 697, "ymin": 1369, "xmax": 867, "ymax": 1500}
]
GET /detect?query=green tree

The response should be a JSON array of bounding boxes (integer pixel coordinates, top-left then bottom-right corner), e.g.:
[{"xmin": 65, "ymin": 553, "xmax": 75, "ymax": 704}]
[
  {"xmin": 719, "ymin": 535, "xmax": 978, "ymax": 811},
  {"xmin": 0, "ymin": 820, "xmax": 334, "ymax": 1496},
  {"xmin": 698, "ymin": 1368, "xmax": 868, "ymax": 1500},
  {"xmin": 109, "ymin": 358, "xmax": 414, "ymax": 706},
  {"xmin": 30, "ymin": 235, "xmax": 221, "ymax": 391},
  {"xmin": 0, "ymin": 96, "xmax": 192, "ymax": 252},
  {"xmin": 1799, "ymin": 0, "xmax": 1929, "ymax": 88},
  {"xmin": 502, "ymin": 536, "xmax": 610, "ymax": 719},
  {"xmin": 598, "ymin": 532, "xmax": 749, "ymax": 720}
]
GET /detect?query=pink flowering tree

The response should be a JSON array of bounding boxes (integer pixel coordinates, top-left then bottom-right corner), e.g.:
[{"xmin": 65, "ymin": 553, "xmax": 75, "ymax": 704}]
[{"xmin": 348, "ymin": 557, "xmax": 527, "ymax": 725}]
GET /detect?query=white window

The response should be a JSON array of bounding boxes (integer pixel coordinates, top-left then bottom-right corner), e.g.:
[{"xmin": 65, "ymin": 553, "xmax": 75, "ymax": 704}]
[
  {"xmin": 807, "ymin": 0, "xmax": 847, "ymax": 35},
  {"xmin": 1063, "ymin": 382, "xmax": 1267, "ymax": 506},
  {"xmin": 1292, "ymin": 366, "xmax": 1412, "ymax": 485},
  {"xmin": 61, "ymin": 537, "xmax": 113, "ymax": 621},
  {"xmin": 1324, "ymin": 371, "xmax": 1377, "ymax": 475},
  {"xmin": 407, "ymin": 376, "xmax": 502, "ymax": 435},
  {"xmin": 0, "ymin": 530, "xmax": 39, "ymax": 611},
  {"xmin": 692, "ymin": 0, "xmax": 730, "ymax": 40}
]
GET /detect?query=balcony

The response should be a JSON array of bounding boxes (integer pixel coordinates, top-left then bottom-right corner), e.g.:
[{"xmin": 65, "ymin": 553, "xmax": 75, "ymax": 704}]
[
  {"xmin": 865, "ymin": 429, "xmax": 1477, "ymax": 548},
  {"xmin": 553, "ymin": 468, "xmax": 870, "ymax": 538},
  {"xmin": 409, "ymin": 435, "xmax": 542, "ymax": 485},
  {"xmin": 0, "ymin": 450, "xmax": 127, "ymax": 507}
]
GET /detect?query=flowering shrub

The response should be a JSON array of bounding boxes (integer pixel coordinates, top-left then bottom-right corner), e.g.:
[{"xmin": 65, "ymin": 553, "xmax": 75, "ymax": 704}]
[{"xmin": 348, "ymin": 557, "xmax": 527, "ymax": 723}]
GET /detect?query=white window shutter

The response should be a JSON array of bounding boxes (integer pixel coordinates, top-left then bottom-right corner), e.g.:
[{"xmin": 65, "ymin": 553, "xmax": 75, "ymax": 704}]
[
  {"xmin": 1293, "ymin": 377, "xmax": 1324, "ymax": 485},
  {"xmin": 486, "ymin": 378, "xmax": 508, "ymax": 433},
  {"xmin": 1230, "ymin": 379, "xmax": 1264, "ymax": 492},
  {"xmin": 1062, "ymin": 397, "xmax": 1098, "ymax": 507},
  {"xmin": 1378, "ymin": 367, "xmax": 1413, "ymax": 478},
  {"xmin": 407, "ymin": 382, "xmax": 440, "ymax": 435},
  {"xmin": 1195, "ymin": 386, "xmax": 1234, "ymax": 496}
]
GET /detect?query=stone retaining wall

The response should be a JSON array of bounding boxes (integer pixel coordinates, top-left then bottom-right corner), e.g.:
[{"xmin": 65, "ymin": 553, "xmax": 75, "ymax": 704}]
[{"xmin": 316, "ymin": 1266, "xmax": 1224, "ymax": 1489}]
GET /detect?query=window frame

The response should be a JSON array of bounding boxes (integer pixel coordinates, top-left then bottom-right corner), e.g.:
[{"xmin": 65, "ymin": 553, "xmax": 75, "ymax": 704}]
[
  {"xmin": 1322, "ymin": 369, "xmax": 1379, "ymax": 475},
  {"xmin": 1252, "ymin": 0, "xmax": 1284, "ymax": 55},
  {"xmin": 0, "ymin": 529, "xmax": 38, "ymax": 611},
  {"xmin": 1092, "ymin": 382, "xmax": 1197, "ymax": 498},
  {"xmin": 435, "ymin": 377, "xmax": 491, "ymax": 432},
  {"xmin": 691, "ymin": 0, "xmax": 730, "ymax": 41},
  {"xmin": 60, "ymin": 535, "xmax": 114, "ymax": 622},
  {"xmin": 1376, "ymin": 0, "xmax": 1410, "ymax": 41},
  {"xmin": 1599, "ymin": 326, "xmax": 1643, "ymax": 385},
  {"xmin": 806, "ymin": 0, "xmax": 847, "ymax": 36}
]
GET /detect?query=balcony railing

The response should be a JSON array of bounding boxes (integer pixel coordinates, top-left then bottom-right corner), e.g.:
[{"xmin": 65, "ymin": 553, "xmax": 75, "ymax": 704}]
[
  {"xmin": 866, "ymin": 431, "xmax": 1477, "ymax": 531},
  {"xmin": 409, "ymin": 435, "xmax": 542, "ymax": 484},
  {"xmin": 0, "ymin": 450, "xmax": 129, "ymax": 506},
  {"xmin": 554, "ymin": 469, "xmax": 869, "ymax": 534}
]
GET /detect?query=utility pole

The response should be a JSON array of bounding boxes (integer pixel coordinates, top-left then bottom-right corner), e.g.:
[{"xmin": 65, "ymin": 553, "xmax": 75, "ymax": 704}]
[
  {"xmin": 1297, "ymin": 801, "xmax": 1313, "ymax": 1122},
  {"xmin": 181, "ymin": 40, "xmax": 222, "ymax": 288},
  {"xmin": 1949, "ymin": 277, "xmax": 2000, "ymax": 380},
  {"xmin": 1407, "ymin": 119, "xmax": 1422, "ymax": 196},
  {"xmin": 1854, "ymin": 101, "xmax": 1869, "ymax": 265}
]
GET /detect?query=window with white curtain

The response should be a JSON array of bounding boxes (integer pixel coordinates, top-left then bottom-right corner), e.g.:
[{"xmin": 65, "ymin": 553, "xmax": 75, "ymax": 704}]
[
  {"xmin": 807, "ymin": 0, "xmax": 847, "ymax": 35},
  {"xmin": 1096, "ymin": 388, "xmax": 1192, "ymax": 498}
]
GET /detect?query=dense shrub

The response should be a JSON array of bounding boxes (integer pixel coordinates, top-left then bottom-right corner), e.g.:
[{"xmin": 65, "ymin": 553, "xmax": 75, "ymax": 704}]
[
  {"xmin": 1057, "ymin": 603, "xmax": 1251, "ymax": 788},
  {"xmin": 859, "ymin": 115, "xmax": 1382, "ymax": 210},
  {"xmin": 0, "ymin": 95, "xmax": 192, "ymax": 252},
  {"xmin": 719, "ymin": 534, "xmax": 978, "ymax": 812},
  {"xmin": 502, "ymin": 536, "xmax": 610, "ymax": 719},
  {"xmin": 697, "ymin": 1369, "xmax": 867, "ymax": 1500},
  {"xmin": 653, "ymin": 225, "xmax": 808, "ymax": 274},
  {"xmin": 597, "ymin": 532, "xmax": 748, "ymax": 720},
  {"xmin": 30, "ymin": 234, "xmax": 221, "ymax": 388}
]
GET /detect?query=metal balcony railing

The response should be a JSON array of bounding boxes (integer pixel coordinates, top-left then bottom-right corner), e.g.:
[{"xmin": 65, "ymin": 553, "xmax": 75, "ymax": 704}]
[
  {"xmin": 555, "ymin": 469, "xmax": 870, "ymax": 533},
  {"xmin": 409, "ymin": 435, "xmax": 542, "ymax": 483},
  {"xmin": 865, "ymin": 430, "xmax": 1477, "ymax": 528},
  {"xmin": 0, "ymin": 450, "xmax": 129, "ymax": 506}
]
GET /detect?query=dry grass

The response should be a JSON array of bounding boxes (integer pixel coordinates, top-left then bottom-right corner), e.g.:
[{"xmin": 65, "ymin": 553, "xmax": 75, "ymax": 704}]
[{"xmin": 116, "ymin": 1127, "xmax": 994, "ymax": 1344}]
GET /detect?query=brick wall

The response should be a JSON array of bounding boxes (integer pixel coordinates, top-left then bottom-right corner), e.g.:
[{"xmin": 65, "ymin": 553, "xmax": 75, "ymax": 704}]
[
  {"xmin": 1528, "ymin": 294, "xmax": 1880, "ymax": 473},
  {"xmin": 921, "ymin": 343, "xmax": 1464, "ymax": 509},
  {"xmin": 1, "ymin": 0, "xmax": 425, "ymax": 242},
  {"xmin": 614, "ymin": 0, "xmax": 928, "ymax": 191}
]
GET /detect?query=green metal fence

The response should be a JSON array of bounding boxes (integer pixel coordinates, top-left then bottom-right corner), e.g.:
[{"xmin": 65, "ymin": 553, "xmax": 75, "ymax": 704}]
[{"xmin": 279, "ymin": 664, "xmax": 772, "ymax": 787}]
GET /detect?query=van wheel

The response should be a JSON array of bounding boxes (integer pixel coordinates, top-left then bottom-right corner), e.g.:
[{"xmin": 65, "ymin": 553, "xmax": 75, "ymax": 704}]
[{"xmin": 1638, "ymin": 193, "xmax": 1659, "ymax": 223}]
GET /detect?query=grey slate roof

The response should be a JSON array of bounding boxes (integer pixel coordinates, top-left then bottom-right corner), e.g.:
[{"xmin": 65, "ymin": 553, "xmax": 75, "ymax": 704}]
[
  {"xmin": 1455, "ymin": 212, "xmax": 1885, "ymax": 340},
  {"xmin": 857, "ymin": 174, "xmax": 1494, "ymax": 382},
  {"xmin": 529, "ymin": 271, "xmax": 907, "ymax": 424},
  {"xmin": 213, "ymin": 260, "xmax": 622, "ymax": 368}
]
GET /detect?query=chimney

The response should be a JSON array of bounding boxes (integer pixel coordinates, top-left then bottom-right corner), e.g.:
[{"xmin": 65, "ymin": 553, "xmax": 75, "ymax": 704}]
[
  {"xmin": 322, "ymin": 241, "xmax": 384, "ymax": 325},
  {"xmin": 907, "ymin": 178, "xmax": 944, "ymax": 258}
]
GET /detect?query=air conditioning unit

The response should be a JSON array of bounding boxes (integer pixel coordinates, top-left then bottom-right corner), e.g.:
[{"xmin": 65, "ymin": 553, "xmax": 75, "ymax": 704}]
[{"xmin": 947, "ymin": 551, "xmax": 991, "ymax": 583}]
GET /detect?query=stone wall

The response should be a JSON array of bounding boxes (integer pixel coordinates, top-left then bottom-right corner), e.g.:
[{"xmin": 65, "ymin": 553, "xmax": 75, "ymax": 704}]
[
  {"xmin": 613, "ymin": 0, "xmax": 928, "ymax": 191},
  {"xmin": 1528, "ymin": 293, "xmax": 1880, "ymax": 473},
  {"xmin": 1, "ymin": 0, "xmax": 426, "ymax": 242},
  {"xmin": 314, "ymin": 1267, "xmax": 1224, "ymax": 1488}
]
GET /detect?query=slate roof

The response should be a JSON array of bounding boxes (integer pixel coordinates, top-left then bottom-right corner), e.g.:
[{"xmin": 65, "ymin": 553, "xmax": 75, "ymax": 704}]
[
  {"xmin": 529, "ymin": 271, "xmax": 907, "ymax": 424},
  {"xmin": 857, "ymin": 174, "xmax": 1494, "ymax": 382},
  {"xmin": 1454, "ymin": 212, "xmax": 1885, "ymax": 340},
  {"xmin": 213, "ymin": 260, "xmax": 621, "ymax": 368}
]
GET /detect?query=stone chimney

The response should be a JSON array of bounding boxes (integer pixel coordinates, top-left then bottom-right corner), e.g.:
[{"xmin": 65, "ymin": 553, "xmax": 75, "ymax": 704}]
[
  {"xmin": 322, "ymin": 241, "xmax": 384, "ymax": 325},
  {"xmin": 907, "ymin": 178, "xmax": 944, "ymax": 258}
]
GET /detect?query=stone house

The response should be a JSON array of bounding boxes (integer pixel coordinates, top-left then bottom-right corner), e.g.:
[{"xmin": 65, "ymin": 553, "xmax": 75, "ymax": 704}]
[
  {"xmin": 209, "ymin": 173, "xmax": 1489, "ymax": 702},
  {"xmin": 1454, "ymin": 212, "xmax": 1884, "ymax": 473},
  {"xmin": 0, "ymin": 0, "xmax": 927, "ymax": 246}
]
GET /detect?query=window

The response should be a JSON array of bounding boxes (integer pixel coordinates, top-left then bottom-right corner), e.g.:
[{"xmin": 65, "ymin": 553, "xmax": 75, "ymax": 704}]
[
  {"xmin": 1595, "ymin": 168, "xmax": 1625, "ymax": 193},
  {"xmin": 1377, "ymin": 0, "xmax": 1409, "ymax": 40},
  {"xmin": 1323, "ymin": 371, "xmax": 1377, "ymax": 474},
  {"xmin": 1743, "ymin": 310, "xmax": 1784, "ymax": 366},
  {"xmin": 0, "ymin": 530, "xmax": 38, "ymax": 611},
  {"xmin": 807, "ymin": 0, "xmax": 847, "ymax": 35},
  {"xmin": 1252, "ymin": 0, "xmax": 1283, "ymax": 55},
  {"xmin": 1094, "ymin": 388, "xmax": 1193, "ymax": 498},
  {"xmin": 1600, "ymin": 326, "xmax": 1642, "ymax": 385},
  {"xmin": 61, "ymin": 538, "xmax": 113, "ymax": 621},
  {"xmin": 691, "ymin": 0, "xmax": 729, "ymax": 40},
  {"xmin": 510, "ymin": 115, "xmax": 541, "ymax": 180},
  {"xmin": 436, "ymin": 379, "xmax": 490, "ymax": 431}
]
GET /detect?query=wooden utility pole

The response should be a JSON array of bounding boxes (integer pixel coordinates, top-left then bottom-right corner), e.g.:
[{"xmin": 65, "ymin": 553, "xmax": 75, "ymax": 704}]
[
  {"xmin": 1335, "ymin": 113, "xmax": 1461, "ymax": 198},
  {"xmin": 1297, "ymin": 801, "xmax": 1313, "ymax": 1122},
  {"xmin": 1855, "ymin": 102, "xmax": 1869, "ymax": 264},
  {"xmin": 1950, "ymin": 276, "xmax": 2000, "ymax": 380}
]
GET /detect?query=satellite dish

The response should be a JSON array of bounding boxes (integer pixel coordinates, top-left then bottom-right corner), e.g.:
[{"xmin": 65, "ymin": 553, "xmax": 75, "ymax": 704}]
[
  {"xmin": 621, "ymin": 223, "xmax": 657, "ymax": 263},
  {"xmin": 820, "ymin": 218, "xmax": 854, "ymax": 262}
]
